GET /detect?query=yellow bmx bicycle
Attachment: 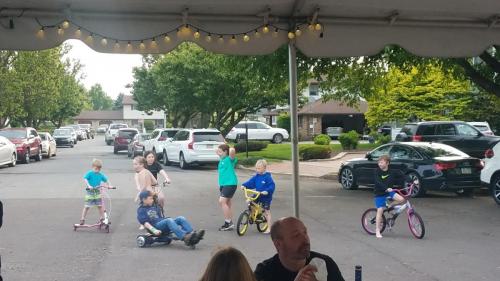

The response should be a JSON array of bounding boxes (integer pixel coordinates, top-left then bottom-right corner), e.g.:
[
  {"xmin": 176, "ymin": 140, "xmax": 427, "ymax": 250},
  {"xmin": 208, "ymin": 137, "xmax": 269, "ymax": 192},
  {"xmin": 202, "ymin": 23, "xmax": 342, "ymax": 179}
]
[{"xmin": 236, "ymin": 187, "xmax": 269, "ymax": 236}]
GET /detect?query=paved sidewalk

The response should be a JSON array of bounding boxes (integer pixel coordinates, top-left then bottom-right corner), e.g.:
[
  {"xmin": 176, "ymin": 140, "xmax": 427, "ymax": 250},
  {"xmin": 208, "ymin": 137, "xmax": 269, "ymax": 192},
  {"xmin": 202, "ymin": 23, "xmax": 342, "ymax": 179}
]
[{"xmin": 240, "ymin": 152, "xmax": 366, "ymax": 179}]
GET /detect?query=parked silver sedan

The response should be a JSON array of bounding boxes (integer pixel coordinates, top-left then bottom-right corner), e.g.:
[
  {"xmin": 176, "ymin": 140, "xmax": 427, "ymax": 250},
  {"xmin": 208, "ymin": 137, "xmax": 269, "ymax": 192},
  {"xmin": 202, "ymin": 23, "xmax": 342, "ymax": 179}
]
[
  {"xmin": 40, "ymin": 132, "xmax": 57, "ymax": 158},
  {"xmin": 0, "ymin": 136, "xmax": 17, "ymax": 167}
]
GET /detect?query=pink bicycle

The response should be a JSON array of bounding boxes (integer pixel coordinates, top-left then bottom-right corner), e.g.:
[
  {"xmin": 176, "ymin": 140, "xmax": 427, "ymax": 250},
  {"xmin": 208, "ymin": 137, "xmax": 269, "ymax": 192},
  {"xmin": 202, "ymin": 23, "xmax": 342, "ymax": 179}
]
[
  {"xmin": 361, "ymin": 183, "xmax": 425, "ymax": 239},
  {"xmin": 74, "ymin": 185, "xmax": 116, "ymax": 233}
]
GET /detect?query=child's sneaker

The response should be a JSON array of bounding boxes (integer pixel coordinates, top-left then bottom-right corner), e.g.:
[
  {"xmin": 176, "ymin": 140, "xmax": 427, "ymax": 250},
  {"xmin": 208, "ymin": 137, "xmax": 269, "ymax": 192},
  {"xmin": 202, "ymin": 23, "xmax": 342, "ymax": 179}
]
[
  {"xmin": 79, "ymin": 219, "xmax": 85, "ymax": 225},
  {"xmin": 183, "ymin": 233, "xmax": 195, "ymax": 246},
  {"xmin": 218, "ymin": 221, "xmax": 234, "ymax": 231}
]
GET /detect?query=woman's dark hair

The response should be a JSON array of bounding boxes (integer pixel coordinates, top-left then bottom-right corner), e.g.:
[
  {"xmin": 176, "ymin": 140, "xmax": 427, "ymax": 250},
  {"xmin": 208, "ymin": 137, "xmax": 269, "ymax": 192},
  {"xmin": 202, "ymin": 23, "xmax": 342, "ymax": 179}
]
[
  {"xmin": 144, "ymin": 150, "xmax": 156, "ymax": 161},
  {"xmin": 218, "ymin": 144, "xmax": 230, "ymax": 155}
]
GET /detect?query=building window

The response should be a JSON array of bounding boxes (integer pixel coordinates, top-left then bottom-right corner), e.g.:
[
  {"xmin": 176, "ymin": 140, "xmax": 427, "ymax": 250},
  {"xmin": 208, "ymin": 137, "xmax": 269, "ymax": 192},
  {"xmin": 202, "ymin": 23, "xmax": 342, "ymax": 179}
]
[
  {"xmin": 131, "ymin": 105, "xmax": 135, "ymax": 110},
  {"xmin": 309, "ymin": 83, "xmax": 319, "ymax": 96}
]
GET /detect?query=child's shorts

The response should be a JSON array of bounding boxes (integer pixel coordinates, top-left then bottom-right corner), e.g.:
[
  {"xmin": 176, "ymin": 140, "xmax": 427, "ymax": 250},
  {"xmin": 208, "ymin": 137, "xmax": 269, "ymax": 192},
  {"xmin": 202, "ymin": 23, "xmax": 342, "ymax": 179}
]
[
  {"xmin": 220, "ymin": 185, "xmax": 237, "ymax": 198},
  {"xmin": 374, "ymin": 191, "xmax": 396, "ymax": 208},
  {"xmin": 85, "ymin": 194, "xmax": 103, "ymax": 207},
  {"xmin": 258, "ymin": 200, "xmax": 271, "ymax": 211}
]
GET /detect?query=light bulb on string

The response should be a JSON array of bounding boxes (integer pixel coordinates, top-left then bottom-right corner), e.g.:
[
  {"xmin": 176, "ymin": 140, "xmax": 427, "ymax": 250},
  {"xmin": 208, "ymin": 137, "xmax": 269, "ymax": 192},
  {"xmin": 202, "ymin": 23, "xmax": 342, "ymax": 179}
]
[
  {"xmin": 139, "ymin": 41, "xmax": 146, "ymax": 50},
  {"xmin": 183, "ymin": 24, "xmax": 191, "ymax": 35},
  {"xmin": 288, "ymin": 31, "xmax": 295, "ymax": 39},
  {"xmin": 36, "ymin": 27, "xmax": 45, "ymax": 38},
  {"xmin": 315, "ymin": 23, "xmax": 322, "ymax": 31},
  {"xmin": 218, "ymin": 35, "xmax": 224, "ymax": 44},
  {"xmin": 194, "ymin": 30, "xmax": 201, "ymax": 39},
  {"xmin": 127, "ymin": 41, "xmax": 132, "ymax": 51},
  {"xmin": 254, "ymin": 29, "xmax": 261, "ymax": 38},
  {"xmin": 62, "ymin": 20, "xmax": 70, "ymax": 29},
  {"xmin": 75, "ymin": 28, "xmax": 81, "ymax": 37},
  {"xmin": 57, "ymin": 26, "xmax": 64, "ymax": 36},
  {"xmin": 101, "ymin": 38, "xmax": 108, "ymax": 46},
  {"xmin": 150, "ymin": 38, "xmax": 157, "ymax": 48},
  {"xmin": 86, "ymin": 33, "xmax": 94, "ymax": 44},
  {"xmin": 176, "ymin": 28, "xmax": 181, "ymax": 37},
  {"xmin": 206, "ymin": 33, "xmax": 212, "ymax": 42},
  {"xmin": 243, "ymin": 33, "xmax": 250, "ymax": 42},
  {"xmin": 262, "ymin": 25, "xmax": 269, "ymax": 34},
  {"xmin": 295, "ymin": 27, "xmax": 302, "ymax": 36},
  {"xmin": 230, "ymin": 35, "xmax": 237, "ymax": 44},
  {"xmin": 273, "ymin": 27, "xmax": 279, "ymax": 37},
  {"xmin": 308, "ymin": 23, "xmax": 315, "ymax": 31},
  {"xmin": 114, "ymin": 40, "xmax": 120, "ymax": 49},
  {"xmin": 164, "ymin": 34, "xmax": 171, "ymax": 43}
]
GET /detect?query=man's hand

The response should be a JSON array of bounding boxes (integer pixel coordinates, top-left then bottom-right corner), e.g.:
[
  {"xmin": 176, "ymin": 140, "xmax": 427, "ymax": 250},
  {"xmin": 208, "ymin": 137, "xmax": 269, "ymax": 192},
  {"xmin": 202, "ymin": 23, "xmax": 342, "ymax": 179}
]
[
  {"xmin": 386, "ymin": 188, "xmax": 393, "ymax": 192},
  {"xmin": 164, "ymin": 179, "xmax": 171, "ymax": 185},
  {"xmin": 241, "ymin": 185, "xmax": 246, "ymax": 190},
  {"xmin": 294, "ymin": 265, "xmax": 318, "ymax": 281},
  {"xmin": 152, "ymin": 229, "xmax": 161, "ymax": 236}
]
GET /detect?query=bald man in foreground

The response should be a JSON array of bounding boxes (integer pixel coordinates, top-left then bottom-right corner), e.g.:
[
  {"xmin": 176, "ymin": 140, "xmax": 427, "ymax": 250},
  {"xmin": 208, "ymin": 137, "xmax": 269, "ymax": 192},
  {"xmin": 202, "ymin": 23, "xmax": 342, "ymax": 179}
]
[{"xmin": 255, "ymin": 217, "xmax": 344, "ymax": 281}]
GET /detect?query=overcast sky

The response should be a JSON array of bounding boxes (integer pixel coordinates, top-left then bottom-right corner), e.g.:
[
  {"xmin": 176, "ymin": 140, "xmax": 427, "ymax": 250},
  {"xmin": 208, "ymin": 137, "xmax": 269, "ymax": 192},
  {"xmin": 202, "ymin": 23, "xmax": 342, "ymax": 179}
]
[{"xmin": 65, "ymin": 39, "xmax": 143, "ymax": 99}]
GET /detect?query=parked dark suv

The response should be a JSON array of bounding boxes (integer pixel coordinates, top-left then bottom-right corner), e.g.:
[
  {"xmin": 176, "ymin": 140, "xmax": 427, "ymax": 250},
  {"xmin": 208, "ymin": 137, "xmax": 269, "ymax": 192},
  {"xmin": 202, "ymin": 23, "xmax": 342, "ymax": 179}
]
[{"xmin": 395, "ymin": 121, "xmax": 500, "ymax": 158}]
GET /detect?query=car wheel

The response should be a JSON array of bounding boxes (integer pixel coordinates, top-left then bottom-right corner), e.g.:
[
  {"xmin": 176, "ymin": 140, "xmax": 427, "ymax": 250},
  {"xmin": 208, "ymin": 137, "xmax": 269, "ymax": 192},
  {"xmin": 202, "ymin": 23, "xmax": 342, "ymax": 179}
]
[
  {"xmin": 179, "ymin": 153, "xmax": 188, "ymax": 169},
  {"xmin": 405, "ymin": 172, "xmax": 425, "ymax": 198},
  {"xmin": 455, "ymin": 188, "xmax": 474, "ymax": 197},
  {"xmin": 24, "ymin": 150, "xmax": 30, "ymax": 164},
  {"xmin": 340, "ymin": 167, "xmax": 358, "ymax": 190},
  {"xmin": 35, "ymin": 147, "xmax": 42, "ymax": 162},
  {"xmin": 106, "ymin": 140, "xmax": 112, "ymax": 146},
  {"xmin": 46, "ymin": 148, "xmax": 51, "ymax": 159},
  {"xmin": 491, "ymin": 174, "xmax": 500, "ymax": 205},
  {"xmin": 163, "ymin": 150, "xmax": 171, "ymax": 166},
  {"xmin": 127, "ymin": 149, "xmax": 132, "ymax": 158},
  {"xmin": 70, "ymin": 142, "xmax": 74, "ymax": 148},
  {"xmin": 113, "ymin": 148, "xmax": 118, "ymax": 154},
  {"xmin": 272, "ymin": 134, "xmax": 283, "ymax": 144},
  {"xmin": 9, "ymin": 153, "xmax": 16, "ymax": 167}
]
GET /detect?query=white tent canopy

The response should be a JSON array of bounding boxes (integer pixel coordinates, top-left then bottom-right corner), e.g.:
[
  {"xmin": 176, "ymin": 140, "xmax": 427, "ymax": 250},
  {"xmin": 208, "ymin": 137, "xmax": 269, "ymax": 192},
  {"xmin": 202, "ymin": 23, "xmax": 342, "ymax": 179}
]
[
  {"xmin": 2, "ymin": 0, "xmax": 500, "ymax": 217},
  {"xmin": 2, "ymin": 0, "xmax": 500, "ymax": 57}
]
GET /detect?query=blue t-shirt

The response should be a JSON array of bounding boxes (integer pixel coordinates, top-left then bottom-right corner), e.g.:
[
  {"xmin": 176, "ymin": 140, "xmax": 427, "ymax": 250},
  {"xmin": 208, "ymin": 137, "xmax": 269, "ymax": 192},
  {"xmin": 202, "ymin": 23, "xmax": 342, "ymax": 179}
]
[
  {"xmin": 242, "ymin": 172, "xmax": 276, "ymax": 204},
  {"xmin": 83, "ymin": 170, "xmax": 108, "ymax": 188},
  {"xmin": 137, "ymin": 205, "xmax": 164, "ymax": 226}
]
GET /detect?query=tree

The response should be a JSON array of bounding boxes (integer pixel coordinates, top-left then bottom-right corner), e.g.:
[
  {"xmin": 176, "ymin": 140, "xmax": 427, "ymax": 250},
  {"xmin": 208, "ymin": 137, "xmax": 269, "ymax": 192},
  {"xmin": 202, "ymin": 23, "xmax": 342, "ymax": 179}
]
[
  {"xmin": 365, "ymin": 65, "xmax": 471, "ymax": 128},
  {"xmin": 88, "ymin": 84, "xmax": 113, "ymax": 110},
  {"xmin": 0, "ymin": 51, "xmax": 21, "ymax": 128},
  {"xmin": 113, "ymin": 93, "xmax": 124, "ymax": 110}
]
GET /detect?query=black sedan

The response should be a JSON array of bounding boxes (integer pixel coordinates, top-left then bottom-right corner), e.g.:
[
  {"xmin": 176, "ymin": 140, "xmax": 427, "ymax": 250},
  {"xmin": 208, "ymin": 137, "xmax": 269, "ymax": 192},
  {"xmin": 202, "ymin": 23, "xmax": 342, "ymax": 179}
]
[{"xmin": 338, "ymin": 142, "xmax": 484, "ymax": 197}]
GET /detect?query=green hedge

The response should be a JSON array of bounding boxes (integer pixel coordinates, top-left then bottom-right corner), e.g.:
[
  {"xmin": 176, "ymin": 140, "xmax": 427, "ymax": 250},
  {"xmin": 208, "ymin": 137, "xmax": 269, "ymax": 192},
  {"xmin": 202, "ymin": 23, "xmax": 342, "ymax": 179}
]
[
  {"xmin": 144, "ymin": 120, "xmax": 154, "ymax": 131},
  {"xmin": 339, "ymin": 130, "xmax": 360, "ymax": 150},
  {"xmin": 234, "ymin": 141, "xmax": 269, "ymax": 152},
  {"xmin": 238, "ymin": 157, "xmax": 262, "ymax": 167},
  {"xmin": 277, "ymin": 113, "xmax": 291, "ymax": 134},
  {"xmin": 314, "ymin": 134, "xmax": 331, "ymax": 145},
  {"xmin": 299, "ymin": 145, "xmax": 332, "ymax": 160}
]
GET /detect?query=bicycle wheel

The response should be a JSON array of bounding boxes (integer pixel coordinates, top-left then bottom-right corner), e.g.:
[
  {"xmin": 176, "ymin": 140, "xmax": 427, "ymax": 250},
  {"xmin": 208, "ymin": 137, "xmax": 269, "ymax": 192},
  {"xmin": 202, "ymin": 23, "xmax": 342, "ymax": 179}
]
[
  {"xmin": 408, "ymin": 211, "xmax": 425, "ymax": 239},
  {"xmin": 237, "ymin": 210, "xmax": 250, "ymax": 236},
  {"xmin": 256, "ymin": 213, "xmax": 268, "ymax": 233},
  {"xmin": 361, "ymin": 208, "xmax": 386, "ymax": 235}
]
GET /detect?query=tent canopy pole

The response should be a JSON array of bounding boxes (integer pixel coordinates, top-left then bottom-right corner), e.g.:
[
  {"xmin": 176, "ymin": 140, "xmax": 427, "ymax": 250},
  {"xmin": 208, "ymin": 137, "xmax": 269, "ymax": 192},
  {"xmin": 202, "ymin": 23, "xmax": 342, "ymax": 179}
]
[{"xmin": 288, "ymin": 41, "xmax": 300, "ymax": 218}]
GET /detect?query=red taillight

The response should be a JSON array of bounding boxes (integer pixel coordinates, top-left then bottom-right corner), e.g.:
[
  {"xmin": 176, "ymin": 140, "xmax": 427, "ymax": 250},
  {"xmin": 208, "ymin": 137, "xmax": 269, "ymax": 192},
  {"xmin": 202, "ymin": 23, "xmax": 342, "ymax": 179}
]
[
  {"xmin": 434, "ymin": 162, "xmax": 457, "ymax": 171},
  {"xmin": 485, "ymin": 148, "xmax": 494, "ymax": 159},
  {"xmin": 158, "ymin": 137, "xmax": 166, "ymax": 141},
  {"xmin": 477, "ymin": 160, "xmax": 485, "ymax": 170},
  {"xmin": 188, "ymin": 135, "xmax": 194, "ymax": 150},
  {"xmin": 412, "ymin": 135, "xmax": 423, "ymax": 142}
]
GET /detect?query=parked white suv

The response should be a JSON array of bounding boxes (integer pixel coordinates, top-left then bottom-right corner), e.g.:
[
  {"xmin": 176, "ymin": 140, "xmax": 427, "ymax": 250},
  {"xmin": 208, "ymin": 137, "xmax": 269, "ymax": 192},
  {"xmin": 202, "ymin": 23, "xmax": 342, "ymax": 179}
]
[
  {"xmin": 480, "ymin": 141, "xmax": 500, "ymax": 204},
  {"xmin": 143, "ymin": 128, "xmax": 180, "ymax": 158},
  {"xmin": 163, "ymin": 129, "xmax": 225, "ymax": 169},
  {"xmin": 105, "ymin": 123, "xmax": 128, "ymax": 145},
  {"xmin": 225, "ymin": 121, "xmax": 289, "ymax": 143},
  {"xmin": 468, "ymin": 121, "xmax": 495, "ymax": 136}
]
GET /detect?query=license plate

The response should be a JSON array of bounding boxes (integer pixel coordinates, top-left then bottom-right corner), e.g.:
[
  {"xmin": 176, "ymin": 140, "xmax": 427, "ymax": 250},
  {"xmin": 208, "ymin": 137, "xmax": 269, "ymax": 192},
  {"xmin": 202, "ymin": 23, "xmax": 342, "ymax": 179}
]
[{"xmin": 461, "ymin": 168, "xmax": 472, "ymax": 174}]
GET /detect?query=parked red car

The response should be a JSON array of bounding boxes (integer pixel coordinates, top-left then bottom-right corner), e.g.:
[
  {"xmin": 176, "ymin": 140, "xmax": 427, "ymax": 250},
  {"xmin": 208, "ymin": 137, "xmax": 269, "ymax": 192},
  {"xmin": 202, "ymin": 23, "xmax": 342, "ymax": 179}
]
[
  {"xmin": 0, "ymin": 128, "xmax": 43, "ymax": 164},
  {"xmin": 114, "ymin": 128, "xmax": 139, "ymax": 154}
]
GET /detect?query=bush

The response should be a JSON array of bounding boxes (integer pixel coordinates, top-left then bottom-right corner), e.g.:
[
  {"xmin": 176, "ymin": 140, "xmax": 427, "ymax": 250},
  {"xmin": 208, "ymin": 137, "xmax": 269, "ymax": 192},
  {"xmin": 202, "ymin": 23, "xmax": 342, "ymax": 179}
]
[
  {"xmin": 339, "ymin": 130, "xmax": 360, "ymax": 150},
  {"xmin": 144, "ymin": 120, "xmax": 154, "ymax": 131},
  {"xmin": 277, "ymin": 113, "xmax": 291, "ymax": 134},
  {"xmin": 314, "ymin": 134, "xmax": 331, "ymax": 145},
  {"xmin": 234, "ymin": 141, "xmax": 269, "ymax": 152},
  {"xmin": 299, "ymin": 145, "xmax": 332, "ymax": 160},
  {"xmin": 238, "ymin": 157, "xmax": 262, "ymax": 167},
  {"xmin": 375, "ymin": 134, "xmax": 391, "ymax": 146}
]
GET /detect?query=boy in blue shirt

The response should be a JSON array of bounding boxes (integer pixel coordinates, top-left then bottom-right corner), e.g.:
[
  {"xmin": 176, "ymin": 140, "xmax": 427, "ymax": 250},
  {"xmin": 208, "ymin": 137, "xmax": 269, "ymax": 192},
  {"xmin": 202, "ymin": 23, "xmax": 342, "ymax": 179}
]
[
  {"xmin": 80, "ymin": 159, "xmax": 111, "ymax": 225},
  {"xmin": 137, "ymin": 191, "xmax": 205, "ymax": 247},
  {"xmin": 242, "ymin": 159, "xmax": 276, "ymax": 234}
]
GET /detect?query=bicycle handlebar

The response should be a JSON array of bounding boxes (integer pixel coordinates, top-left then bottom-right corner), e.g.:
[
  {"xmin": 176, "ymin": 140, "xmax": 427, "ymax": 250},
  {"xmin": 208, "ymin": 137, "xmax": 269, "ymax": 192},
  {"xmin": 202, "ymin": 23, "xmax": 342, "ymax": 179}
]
[{"xmin": 86, "ymin": 185, "xmax": 117, "ymax": 191}]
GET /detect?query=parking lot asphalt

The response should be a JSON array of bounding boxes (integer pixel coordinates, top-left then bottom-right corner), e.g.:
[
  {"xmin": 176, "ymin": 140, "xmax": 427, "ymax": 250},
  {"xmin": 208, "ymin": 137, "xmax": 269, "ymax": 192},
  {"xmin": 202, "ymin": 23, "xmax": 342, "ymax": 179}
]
[{"xmin": 0, "ymin": 136, "xmax": 499, "ymax": 281}]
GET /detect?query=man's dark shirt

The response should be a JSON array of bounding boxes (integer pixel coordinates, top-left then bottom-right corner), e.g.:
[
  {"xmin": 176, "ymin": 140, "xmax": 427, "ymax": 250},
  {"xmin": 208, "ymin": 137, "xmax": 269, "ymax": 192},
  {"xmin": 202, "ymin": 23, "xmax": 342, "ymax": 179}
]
[{"xmin": 255, "ymin": 251, "xmax": 344, "ymax": 281}]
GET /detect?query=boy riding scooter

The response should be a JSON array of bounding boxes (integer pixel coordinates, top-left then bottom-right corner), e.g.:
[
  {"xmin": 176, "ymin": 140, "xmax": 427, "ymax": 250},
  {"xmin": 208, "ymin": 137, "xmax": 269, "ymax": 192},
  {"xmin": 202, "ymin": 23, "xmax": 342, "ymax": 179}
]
[{"xmin": 137, "ymin": 191, "xmax": 205, "ymax": 247}]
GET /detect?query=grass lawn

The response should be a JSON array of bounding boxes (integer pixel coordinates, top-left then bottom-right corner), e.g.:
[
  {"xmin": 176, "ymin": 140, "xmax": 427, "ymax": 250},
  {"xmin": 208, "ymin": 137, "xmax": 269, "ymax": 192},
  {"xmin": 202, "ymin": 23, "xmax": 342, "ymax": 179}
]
[{"xmin": 235, "ymin": 142, "xmax": 378, "ymax": 161}]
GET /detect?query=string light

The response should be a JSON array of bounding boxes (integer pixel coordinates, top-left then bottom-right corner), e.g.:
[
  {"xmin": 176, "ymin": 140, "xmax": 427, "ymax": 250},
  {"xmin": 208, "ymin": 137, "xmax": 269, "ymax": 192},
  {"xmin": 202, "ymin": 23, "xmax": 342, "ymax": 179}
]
[
  {"xmin": 218, "ymin": 35, "xmax": 224, "ymax": 43},
  {"xmin": 37, "ymin": 27, "xmax": 45, "ymax": 37},
  {"xmin": 150, "ymin": 38, "xmax": 157, "ymax": 48},
  {"xmin": 164, "ymin": 34, "xmax": 171, "ymax": 43},
  {"xmin": 273, "ymin": 27, "xmax": 279, "ymax": 37},
  {"xmin": 101, "ymin": 38, "xmax": 108, "ymax": 46},
  {"xmin": 262, "ymin": 25, "xmax": 270, "ymax": 33},
  {"xmin": 75, "ymin": 28, "xmax": 81, "ymax": 37},
  {"xmin": 315, "ymin": 23, "xmax": 322, "ymax": 31},
  {"xmin": 127, "ymin": 41, "xmax": 132, "ymax": 51},
  {"xmin": 114, "ymin": 40, "xmax": 120, "ymax": 48},
  {"xmin": 139, "ymin": 40, "xmax": 146, "ymax": 50},
  {"xmin": 176, "ymin": 28, "xmax": 181, "ymax": 37},
  {"xmin": 86, "ymin": 33, "xmax": 93, "ymax": 44},
  {"xmin": 288, "ymin": 31, "xmax": 295, "ymax": 39},
  {"xmin": 206, "ymin": 33, "xmax": 212, "ymax": 42},
  {"xmin": 254, "ymin": 29, "xmax": 261, "ymax": 38},
  {"xmin": 243, "ymin": 33, "xmax": 250, "ymax": 42},
  {"xmin": 194, "ymin": 29, "xmax": 201, "ymax": 39},
  {"xmin": 308, "ymin": 23, "xmax": 315, "ymax": 31},
  {"xmin": 295, "ymin": 27, "xmax": 302, "ymax": 36},
  {"xmin": 57, "ymin": 26, "xmax": 64, "ymax": 36},
  {"xmin": 62, "ymin": 20, "xmax": 70, "ymax": 29},
  {"xmin": 230, "ymin": 35, "xmax": 237, "ymax": 43}
]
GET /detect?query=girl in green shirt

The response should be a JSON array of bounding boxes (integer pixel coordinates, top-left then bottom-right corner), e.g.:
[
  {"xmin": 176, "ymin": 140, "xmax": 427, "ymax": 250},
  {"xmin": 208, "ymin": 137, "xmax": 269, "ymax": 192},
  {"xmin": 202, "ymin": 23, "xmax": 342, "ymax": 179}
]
[{"xmin": 217, "ymin": 144, "xmax": 238, "ymax": 231}]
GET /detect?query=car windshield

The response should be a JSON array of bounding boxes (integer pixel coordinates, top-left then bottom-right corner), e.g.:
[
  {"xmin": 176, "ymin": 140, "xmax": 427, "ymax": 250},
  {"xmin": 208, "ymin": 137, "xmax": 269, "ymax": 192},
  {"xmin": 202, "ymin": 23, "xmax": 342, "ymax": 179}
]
[
  {"xmin": 40, "ymin": 134, "xmax": 47, "ymax": 140},
  {"xmin": 53, "ymin": 129, "xmax": 71, "ymax": 136},
  {"xmin": 400, "ymin": 124, "xmax": 418, "ymax": 136},
  {"xmin": 473, "ymin": 125, "xmax": 489, "ymax": 132},
  {"xmin": 193, "ymin": 132, "xmax": 224, "ymax": 142},
  {"xmin": 412, "ymin": 143, "xmax": 468, "ymax": 158},
  {"xmin": 110, "ymin": 124, "xmax": 127, "ymax": 130},
  {"xmin": 161, "ymin": 130, "xmax": 178, "ymax": 138},
  {"xmin": 118, "ymin": 130, "xmax": 137, "ymax": 138},
  {"xmin": 0, "ymin": 130, "xmax": 26, "ymax": 138}
]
